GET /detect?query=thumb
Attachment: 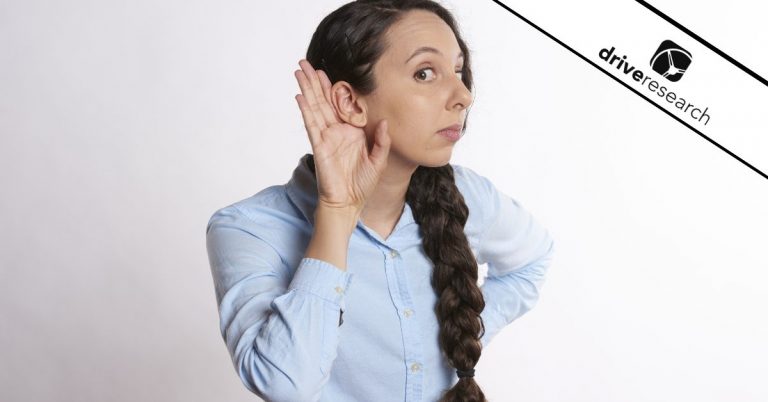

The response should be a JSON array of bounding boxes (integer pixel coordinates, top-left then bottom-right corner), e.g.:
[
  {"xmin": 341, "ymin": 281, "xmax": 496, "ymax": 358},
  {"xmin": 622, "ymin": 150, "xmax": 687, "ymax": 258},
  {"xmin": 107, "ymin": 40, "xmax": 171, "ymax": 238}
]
[{"xmin": 369, "ymin": 119, "xmax": 391, "ymax": 169}]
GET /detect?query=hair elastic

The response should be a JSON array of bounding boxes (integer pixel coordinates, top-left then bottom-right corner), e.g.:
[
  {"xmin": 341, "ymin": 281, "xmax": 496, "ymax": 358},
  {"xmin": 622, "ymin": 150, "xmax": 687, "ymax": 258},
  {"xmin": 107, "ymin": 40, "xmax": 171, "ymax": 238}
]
[{"xmin": 456, "ymin": 368, "xmax": 475, "ymax": 378}]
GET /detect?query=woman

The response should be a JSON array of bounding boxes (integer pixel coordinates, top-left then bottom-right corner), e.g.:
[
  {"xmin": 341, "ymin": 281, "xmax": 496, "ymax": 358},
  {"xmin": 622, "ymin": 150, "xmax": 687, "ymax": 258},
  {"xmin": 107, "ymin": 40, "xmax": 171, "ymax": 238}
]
[{"xmin": 205, "ymin": 1, "xmax": 556, "ymax": 401}]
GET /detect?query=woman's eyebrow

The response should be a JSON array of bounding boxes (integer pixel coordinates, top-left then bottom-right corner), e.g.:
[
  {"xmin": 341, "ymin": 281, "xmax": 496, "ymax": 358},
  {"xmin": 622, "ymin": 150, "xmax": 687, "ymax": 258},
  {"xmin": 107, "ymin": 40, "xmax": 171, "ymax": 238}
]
[{"xmin": 404, "ymin": 46, "xmax": 464, "ymax": 64}]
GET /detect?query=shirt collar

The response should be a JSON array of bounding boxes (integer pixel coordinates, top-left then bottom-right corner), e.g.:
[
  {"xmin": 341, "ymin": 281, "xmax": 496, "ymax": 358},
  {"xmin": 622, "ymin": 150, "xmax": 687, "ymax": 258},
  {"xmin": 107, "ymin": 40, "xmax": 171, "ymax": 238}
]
[{"xmin": 284, "ymin": 153, "xmax": 415, "ymax": 230}]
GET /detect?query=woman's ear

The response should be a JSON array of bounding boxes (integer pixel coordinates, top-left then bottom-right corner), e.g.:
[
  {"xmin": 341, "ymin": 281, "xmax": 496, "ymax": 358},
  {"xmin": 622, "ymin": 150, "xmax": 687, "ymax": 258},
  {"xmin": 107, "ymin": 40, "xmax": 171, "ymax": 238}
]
[{"xmin": 331, "ymin": 82, "xmax": 367, "ymax": 128}]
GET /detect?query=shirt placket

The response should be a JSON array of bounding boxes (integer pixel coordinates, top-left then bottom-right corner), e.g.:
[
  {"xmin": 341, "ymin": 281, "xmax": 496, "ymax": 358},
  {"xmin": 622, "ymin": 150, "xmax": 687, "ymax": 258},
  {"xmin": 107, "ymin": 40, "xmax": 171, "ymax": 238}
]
[{"xmin": 382, "ymin": 245, "xmax": 424, "ymax": 402}]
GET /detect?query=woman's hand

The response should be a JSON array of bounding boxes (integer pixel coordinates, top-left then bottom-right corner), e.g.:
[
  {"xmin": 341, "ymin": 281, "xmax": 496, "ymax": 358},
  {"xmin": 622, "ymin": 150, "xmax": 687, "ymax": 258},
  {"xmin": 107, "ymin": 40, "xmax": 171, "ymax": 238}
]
[{"xmin": 294, "ymin": 59, "xmax": 391, "ymax": 213}]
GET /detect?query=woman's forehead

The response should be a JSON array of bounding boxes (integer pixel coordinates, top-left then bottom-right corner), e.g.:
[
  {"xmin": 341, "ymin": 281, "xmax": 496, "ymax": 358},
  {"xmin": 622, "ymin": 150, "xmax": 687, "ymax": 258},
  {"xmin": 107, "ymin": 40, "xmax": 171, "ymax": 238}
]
[{"xmin": 383, "ymin": 11, "xmax": 461, "ymax": 64}]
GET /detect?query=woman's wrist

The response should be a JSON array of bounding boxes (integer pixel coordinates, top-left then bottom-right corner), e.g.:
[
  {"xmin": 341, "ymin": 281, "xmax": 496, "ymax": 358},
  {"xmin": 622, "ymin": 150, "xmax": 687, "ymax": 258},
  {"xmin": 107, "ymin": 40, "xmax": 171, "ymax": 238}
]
[
  {"xmin": 303, "ymin": 205, "xmax": 360, "ymax": 271},
  {"xmin": 314, "ymin": 203, "xmax": 361, "ymax": 236}
]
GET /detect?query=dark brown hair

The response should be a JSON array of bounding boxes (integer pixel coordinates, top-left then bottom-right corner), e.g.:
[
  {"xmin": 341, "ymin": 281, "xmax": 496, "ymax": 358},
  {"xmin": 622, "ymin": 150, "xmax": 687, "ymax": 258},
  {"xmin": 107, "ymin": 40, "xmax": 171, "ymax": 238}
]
[{"xmin": 305, "ymin": 1, "xmax": 486, "ymax": 401}]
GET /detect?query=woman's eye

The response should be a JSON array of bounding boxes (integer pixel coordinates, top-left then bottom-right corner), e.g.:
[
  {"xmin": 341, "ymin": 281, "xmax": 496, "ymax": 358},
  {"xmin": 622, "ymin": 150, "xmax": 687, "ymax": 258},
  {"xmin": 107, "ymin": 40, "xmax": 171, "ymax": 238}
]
[
  {"xmin": 414, "ymin": 67, "xmax": 464, "ymax": 82},
  {"xmin": 414, "ymin": 67, "xmax": 436, "ymax": 81}
]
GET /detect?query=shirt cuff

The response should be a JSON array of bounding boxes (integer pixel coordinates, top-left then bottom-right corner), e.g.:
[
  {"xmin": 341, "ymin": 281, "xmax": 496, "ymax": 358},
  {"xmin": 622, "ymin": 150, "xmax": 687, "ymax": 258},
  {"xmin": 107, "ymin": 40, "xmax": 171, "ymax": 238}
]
[{"xmin": 288, "ymin": 257, "xmax": 354, "ymax": 311}]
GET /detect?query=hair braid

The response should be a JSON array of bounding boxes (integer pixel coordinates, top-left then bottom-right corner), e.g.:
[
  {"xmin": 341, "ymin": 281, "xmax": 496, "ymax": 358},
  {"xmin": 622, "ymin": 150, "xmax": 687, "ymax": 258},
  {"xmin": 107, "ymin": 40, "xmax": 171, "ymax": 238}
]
[{"xmin": 407, "ymin": 165, "xmax": 486, "ymax": 402}]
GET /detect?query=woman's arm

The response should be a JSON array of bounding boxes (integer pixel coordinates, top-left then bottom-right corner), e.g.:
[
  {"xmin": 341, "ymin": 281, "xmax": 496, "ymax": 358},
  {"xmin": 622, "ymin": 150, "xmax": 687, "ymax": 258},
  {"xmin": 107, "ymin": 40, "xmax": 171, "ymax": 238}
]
[
  {"xmin": 206, "ymin": 205, "xmax": 355, "ymax": 401},
  {"xmin": 457, "ymin": 166, "xmax": 556, "ymax": 347}
]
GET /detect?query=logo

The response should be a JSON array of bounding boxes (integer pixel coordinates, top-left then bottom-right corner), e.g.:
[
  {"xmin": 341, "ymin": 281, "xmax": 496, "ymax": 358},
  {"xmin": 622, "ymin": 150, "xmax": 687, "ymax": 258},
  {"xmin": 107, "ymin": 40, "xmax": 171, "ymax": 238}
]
[
  {"xmin": 598, "ymin": 44, "xmax": 710, "ymax": 126},
  {"xmin": 649, "ymin": 40, "xmax": 692, "ymax": 82}
]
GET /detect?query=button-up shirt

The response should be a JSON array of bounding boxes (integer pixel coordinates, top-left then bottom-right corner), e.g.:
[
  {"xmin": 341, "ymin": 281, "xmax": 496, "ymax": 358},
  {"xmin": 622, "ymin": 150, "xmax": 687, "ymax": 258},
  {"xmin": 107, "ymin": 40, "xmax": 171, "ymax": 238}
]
[{"xmin": 205, "ymin": 153, "xmax": 556, "ymax": 402}]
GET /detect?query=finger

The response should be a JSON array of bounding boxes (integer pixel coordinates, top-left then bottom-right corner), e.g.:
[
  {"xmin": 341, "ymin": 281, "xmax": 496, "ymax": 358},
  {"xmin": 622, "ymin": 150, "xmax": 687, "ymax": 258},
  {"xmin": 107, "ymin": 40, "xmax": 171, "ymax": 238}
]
[
  {"xmin": 295, "ymin": 68, "xmax": 327, "ymax": 132},
  {"xmin": 317, "ymin": 70, "xmax": 332, "ymax": 104},
  {"xmin": 370, "ymin": 119, "xmax": 391, "ymax": 169},
  {"xmin": 299, "ymin": 60, "xmax": 338, "ymax": 125},
  {"xmin": 295, "ymin": 93, "xmax": 321, "ymax": 148},
  {"xmin": 297, "ymin": 61, "xmax": 327, "ymax": 127},
  {"xmin": 316, "ymin": 70, "xmax": 340, "ymax": 123},
  {"xmin": 299, "ymin": 60, "xmax": 326, "ymax": 108}
]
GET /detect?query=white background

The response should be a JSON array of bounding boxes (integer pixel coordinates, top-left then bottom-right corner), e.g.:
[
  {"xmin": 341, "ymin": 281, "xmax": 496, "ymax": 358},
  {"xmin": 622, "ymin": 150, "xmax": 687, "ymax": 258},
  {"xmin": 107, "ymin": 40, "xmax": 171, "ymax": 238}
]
[{"xmin": 1, "ymin": 0, "xmax": 766, "ymax": 401}]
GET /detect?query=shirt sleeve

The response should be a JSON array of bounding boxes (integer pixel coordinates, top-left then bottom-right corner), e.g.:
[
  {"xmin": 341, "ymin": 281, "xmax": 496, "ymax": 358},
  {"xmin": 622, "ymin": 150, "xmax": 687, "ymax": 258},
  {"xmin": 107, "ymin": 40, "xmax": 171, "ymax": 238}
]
[
  {"xmin": 470, "ymin": 173, "xmax": 556, "ymax": 348},
  {"xmin": 206, "ymin": 205, "xmax": 354, "ymax": 402}
]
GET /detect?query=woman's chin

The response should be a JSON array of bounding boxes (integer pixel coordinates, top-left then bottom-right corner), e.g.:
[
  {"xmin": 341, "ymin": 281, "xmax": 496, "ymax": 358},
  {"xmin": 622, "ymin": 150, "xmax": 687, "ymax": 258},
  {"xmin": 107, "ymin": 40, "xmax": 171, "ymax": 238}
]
[{"xmin": 419, "ymin": 149, "xmax": 454, "ymax": 168}]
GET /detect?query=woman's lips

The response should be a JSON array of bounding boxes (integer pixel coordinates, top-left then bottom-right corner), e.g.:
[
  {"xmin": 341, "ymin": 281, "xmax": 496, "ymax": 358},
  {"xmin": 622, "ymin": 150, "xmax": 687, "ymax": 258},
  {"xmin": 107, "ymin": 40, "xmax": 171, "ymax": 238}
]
[
  {"xmin": 436, "ymin": 123, "xmax": 462, "ymax": 142},
  {"xmin": 437, "ymin": 128, "xmax": 461, "ymax": 141},
  {"xmin": 438, "ymin": 123, "xmax": 462, "ymax": 132}
]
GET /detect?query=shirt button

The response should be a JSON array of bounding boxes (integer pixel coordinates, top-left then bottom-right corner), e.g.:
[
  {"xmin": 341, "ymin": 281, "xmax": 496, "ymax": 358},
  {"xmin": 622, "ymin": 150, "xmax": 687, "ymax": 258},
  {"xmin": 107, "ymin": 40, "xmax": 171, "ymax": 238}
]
[
  {"xmin": 403, "ymin": 308, "xmax": 413, "ymax": 318},
  {"xmin": 410, "ymin": 362, "xmax": 421, "ymax": 373},
  {"xmin": 390, "ymin": 250, "xmax": 398, "ymax": 258},
  {"xmin": 334, "ymin": 286, "xmax": 344, "ymax": 294}
]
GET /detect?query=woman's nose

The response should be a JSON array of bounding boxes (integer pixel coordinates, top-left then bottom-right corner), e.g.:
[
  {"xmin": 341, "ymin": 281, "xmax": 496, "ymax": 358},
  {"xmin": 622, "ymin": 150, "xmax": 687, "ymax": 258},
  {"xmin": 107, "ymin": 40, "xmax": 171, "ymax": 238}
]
[{"xmin": 451, "ymin": 77, "xmax": 473, "ymax": 110}]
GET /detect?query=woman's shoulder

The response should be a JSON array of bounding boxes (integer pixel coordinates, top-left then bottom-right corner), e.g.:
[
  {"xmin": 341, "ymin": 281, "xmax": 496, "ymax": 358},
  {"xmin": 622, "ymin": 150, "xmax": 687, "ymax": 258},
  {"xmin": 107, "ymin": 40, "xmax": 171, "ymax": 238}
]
[
  {"xmin": 450, "ymin": 163, "xmax": 500, "ymax": 234},
  {"xmin": 206, "ymin": 184, "xmax": 305, "ymax": 231},
  {"xmin": 451, "ymin": 163, "xmax": 497, "ymax": 206}
]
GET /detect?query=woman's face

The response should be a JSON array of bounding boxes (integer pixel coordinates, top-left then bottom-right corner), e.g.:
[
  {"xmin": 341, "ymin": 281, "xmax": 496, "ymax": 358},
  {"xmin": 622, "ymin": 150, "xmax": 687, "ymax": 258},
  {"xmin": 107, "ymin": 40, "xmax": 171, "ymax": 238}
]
[{"xmin": 360, "ymin": 9, "xmax": 473, "ymax": 168}]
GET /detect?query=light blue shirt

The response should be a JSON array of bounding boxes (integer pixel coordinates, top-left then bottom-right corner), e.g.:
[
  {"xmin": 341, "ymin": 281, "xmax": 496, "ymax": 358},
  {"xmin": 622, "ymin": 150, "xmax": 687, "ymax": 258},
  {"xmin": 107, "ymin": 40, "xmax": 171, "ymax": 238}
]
[{"xmin": 206, "ymin": 153, "xmax": 555, "ymax": 402}]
